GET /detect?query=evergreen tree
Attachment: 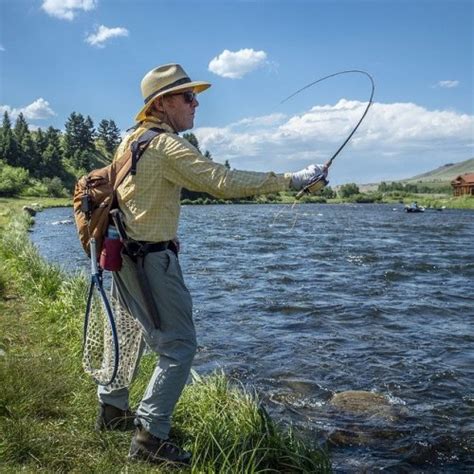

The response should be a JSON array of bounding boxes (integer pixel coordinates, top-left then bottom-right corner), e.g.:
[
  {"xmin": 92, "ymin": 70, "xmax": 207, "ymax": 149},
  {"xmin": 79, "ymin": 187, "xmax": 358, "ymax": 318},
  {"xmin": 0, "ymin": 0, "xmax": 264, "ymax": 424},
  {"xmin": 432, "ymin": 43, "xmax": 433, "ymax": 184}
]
[
  {"xmin": 183, "ymin": 132, "xmax": 200, "ymax": 152},
  {"xmin": 44, "ymin": 126, "xmax": 62, "ymax": 152},
  {"xmin": 85, "ymin": 115, "xmax": 96, "ymax": 141},
  {"xmin": 19, "ymin": 132, "xmax": 40, "ymax": 174},
  {"xmin": 13, "ymin": 113, "xmax": 40, "ymax": 173},
  {"xmin": 224, "ymin": 159, "xmax": 230, "ymax": 169},
  {"xmin": 97, "ymin": 119, "xmax": 121, "ymax": 155},
  {"xmin": 0, "ymin": 111, "xmax": 19, "ymax": 166},
  {"xmin": 63, "ymin": 112, "xmax": 96, "ymax": 168},
  {"xmin": 34, "ymin": 128, "xmax": 48, "ymax": 157},
  {"xmin": 13, "ymin": 113, "xmax": 29, "ymax": 144},
  {"xmin": 41, "ymin": 127, "xmax": 64, "ymax": 178},
  {"xmin": 204, "ymin": 150, "xmax": 213, "ymax": 161}
]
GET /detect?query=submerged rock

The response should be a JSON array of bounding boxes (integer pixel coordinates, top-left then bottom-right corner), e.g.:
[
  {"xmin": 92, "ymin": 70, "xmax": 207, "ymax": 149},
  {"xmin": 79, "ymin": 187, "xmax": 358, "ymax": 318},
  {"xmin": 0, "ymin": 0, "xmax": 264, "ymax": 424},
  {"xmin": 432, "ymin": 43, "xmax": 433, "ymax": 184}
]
[
  {"xmin": 327, "ymin": 390, "xmax": 407, "ymax": 446},
  {"xmin": 330, "ymin": 390, "xmax": 395, "ymax": 419}
]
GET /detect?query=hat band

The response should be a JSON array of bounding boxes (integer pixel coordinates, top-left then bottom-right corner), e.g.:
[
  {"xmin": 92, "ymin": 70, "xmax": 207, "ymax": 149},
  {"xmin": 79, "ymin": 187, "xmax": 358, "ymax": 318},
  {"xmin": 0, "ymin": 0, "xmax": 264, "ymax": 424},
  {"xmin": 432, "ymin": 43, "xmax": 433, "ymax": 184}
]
[{"xmin": 144, "ymin": 77, "xmax": 192, "ymax": 104}]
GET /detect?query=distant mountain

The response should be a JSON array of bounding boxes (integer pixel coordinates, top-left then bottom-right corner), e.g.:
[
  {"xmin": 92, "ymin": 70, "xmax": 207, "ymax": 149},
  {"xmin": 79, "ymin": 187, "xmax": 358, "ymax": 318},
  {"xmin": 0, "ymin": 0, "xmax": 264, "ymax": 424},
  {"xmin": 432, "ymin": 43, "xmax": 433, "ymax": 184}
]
[{"xmin": 402, "ymin": 157, "xmax": 474, "ymax": 183}]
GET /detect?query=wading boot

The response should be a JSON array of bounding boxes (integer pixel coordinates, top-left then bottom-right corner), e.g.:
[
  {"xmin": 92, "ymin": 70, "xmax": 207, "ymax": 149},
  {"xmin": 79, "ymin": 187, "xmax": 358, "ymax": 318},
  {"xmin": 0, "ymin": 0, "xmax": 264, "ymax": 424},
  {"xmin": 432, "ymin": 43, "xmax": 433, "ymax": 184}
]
[
  {"xmin": 95, "ymin": 403, "xmax": 136, "ymax": 431},
  {"xmin": 128, "ymin": 424, "xmax": 191, "ymax": 465}
]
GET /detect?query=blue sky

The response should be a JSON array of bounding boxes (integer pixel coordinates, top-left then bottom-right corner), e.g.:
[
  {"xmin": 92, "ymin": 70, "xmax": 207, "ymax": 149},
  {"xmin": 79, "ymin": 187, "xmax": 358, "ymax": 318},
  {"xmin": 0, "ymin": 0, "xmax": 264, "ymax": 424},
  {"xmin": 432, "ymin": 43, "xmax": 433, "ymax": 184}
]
[{"xmin": 1, "ymin": 0, "xmax": 472, "ymax": 184}]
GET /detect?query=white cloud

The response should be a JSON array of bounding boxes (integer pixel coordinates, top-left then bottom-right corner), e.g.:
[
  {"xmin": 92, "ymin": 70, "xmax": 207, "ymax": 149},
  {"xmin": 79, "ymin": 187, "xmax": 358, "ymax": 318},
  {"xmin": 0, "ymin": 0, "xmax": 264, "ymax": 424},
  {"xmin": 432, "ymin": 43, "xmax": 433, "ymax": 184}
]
[
  {"xmin": 232, "ymin": 113, "xmax": 287, "ymax": 128},
  {"xmin": 208, "ymin": 48, "xmax": 267, "ymax": 79},
  {"xmin": 437, "ymin": 80, "xmax": 459, "ymax": 89},
  {"xmin": 0, "ymin": 45, "xmax": 5, "ymax": 52},
  {"xmin": 41, "ymin": 0, "xmax": 97, "ymax": 20},
  {"xmin": 85, "ymin": 25, "xmax": 129, "ymax": 48},
  {"xmin": 0, "ymin": 98, "xmax": 56, "ymax": 120},
  {"xmin": 195, "ymin": 100, "xmax": 474, "ymax": 183}
]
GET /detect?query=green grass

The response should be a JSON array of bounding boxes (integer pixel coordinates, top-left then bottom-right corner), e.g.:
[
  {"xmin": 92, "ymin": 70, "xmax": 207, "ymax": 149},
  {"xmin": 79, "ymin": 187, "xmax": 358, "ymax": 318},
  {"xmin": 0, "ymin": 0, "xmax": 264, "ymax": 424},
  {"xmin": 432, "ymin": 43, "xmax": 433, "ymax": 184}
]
[
  {"xmin": 0, "ymin": 196, "xmax": 71, "ymax": 229},
  {"xmin": 0, "ymin": 210, "xmax": 331, "ymax": 473}
]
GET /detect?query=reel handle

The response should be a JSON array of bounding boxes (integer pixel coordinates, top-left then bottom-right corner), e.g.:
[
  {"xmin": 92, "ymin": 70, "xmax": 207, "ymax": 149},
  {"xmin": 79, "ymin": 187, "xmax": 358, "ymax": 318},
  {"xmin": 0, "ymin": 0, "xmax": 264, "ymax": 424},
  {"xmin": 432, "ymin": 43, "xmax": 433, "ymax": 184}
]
[{"xmin": 90, "ymin": 238, "xmax": 99, "ymax": 276}]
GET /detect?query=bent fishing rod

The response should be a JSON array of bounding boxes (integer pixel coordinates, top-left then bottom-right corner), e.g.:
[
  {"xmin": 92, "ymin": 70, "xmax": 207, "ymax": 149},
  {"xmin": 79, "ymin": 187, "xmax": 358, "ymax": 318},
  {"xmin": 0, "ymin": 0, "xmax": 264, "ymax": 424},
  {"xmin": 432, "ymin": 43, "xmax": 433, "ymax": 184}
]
[{"xmin": 280, "ymin": 70, "xmax": 375, "ymax": 198}]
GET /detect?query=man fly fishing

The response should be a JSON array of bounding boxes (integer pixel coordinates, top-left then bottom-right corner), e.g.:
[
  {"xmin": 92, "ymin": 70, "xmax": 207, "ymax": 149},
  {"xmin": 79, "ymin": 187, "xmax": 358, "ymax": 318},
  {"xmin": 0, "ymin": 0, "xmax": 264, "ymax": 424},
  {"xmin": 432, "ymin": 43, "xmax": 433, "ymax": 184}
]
[{"xmin": 95, "ymin": 63, "xmax": 328, "ymax": 465}]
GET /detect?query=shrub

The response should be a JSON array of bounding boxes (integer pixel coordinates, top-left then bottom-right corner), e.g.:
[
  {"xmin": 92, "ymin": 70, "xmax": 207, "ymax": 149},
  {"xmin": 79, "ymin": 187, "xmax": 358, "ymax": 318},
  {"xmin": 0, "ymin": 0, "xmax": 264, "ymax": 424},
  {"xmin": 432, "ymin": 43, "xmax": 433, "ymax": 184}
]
[
  {"xmin": 300, "ymin": 195, "xmax": 327, "ymax": 203},
  {"xmin": 0, "ymin": 164, "xmax": 29, "ymax": 197},
  {"xmin": 266, "ymin": 193, "xmax": 279, "ymax": 202},
  {"xmin": 338, "ymin": 183, "xmax": 360, "ymax": 198},
  {"xmin": 43, "ymin": 177, "xmax": 68, "ymax": 197},
  {"xmin": 21, "ymin": 180, "xmax": 48, "ymax": 197},
  {"xmin": 349, "ymin": 193, "xmax": 378, "ymax": 203}
]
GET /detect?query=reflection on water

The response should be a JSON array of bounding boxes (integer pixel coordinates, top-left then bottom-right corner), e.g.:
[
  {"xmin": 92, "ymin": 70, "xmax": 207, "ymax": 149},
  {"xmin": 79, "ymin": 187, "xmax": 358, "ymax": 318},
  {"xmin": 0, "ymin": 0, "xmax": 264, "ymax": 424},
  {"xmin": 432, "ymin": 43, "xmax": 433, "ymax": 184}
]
[{"xmin": 31, "ymin": 204, "xmax": 474, "ymax": 472}]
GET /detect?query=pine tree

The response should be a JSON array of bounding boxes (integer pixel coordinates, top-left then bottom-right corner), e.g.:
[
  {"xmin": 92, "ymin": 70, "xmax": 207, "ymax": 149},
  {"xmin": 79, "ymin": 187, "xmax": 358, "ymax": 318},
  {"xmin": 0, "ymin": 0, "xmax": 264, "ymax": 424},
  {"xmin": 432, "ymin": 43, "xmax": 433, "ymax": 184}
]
[
  {"xmin": 19, "ymin": 133, "xmax": 40, "ymax": 174},
  {"xmin": 85, "ymin": 115, "xmax": 96, "ymax": 142},
  {"xmin": 13, "ymin": 113, "xmax": 40, "ymax": 173},
  {"xmin": 183, "ymin": 132, "xmax": 201, "ymax": 152},
  {"xmin": 34, "ymin": 128, "xmax": 48, "ymax": 156},
  {"xmin": 63, "ymin": 112, "xmax": 96, "ymax": 168},
  {"xmin": 0, "ymin": 111, "xmax": 19, "ymax": 166},
  {"xmin": 13, "ymin": 113, "xmax": 29, "ymax": 144},
  {"xmin": 41, "ymin": 127, "xmax": 64, "ymax": 178},
  {"xmin": 97, "ymin": 119, "xmax": 121, "ymax": 155}
]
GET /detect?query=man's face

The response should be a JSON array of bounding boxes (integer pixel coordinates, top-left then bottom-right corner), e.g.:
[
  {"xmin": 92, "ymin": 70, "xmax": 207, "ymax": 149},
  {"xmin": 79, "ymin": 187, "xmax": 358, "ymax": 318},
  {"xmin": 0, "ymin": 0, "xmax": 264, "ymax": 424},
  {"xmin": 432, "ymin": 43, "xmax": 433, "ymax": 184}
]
[{"xmin": 162, "ymin": 89, "xmax": 199, "ymax": 132}]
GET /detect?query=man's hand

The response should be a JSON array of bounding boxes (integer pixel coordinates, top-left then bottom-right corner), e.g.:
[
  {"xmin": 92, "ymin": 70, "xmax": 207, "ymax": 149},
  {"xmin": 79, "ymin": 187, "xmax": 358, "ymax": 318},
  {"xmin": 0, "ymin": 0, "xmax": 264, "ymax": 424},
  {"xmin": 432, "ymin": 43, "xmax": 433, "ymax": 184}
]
[{"xmin": 290, "ymin": 164, "xmax": 328, "ymax": 191}]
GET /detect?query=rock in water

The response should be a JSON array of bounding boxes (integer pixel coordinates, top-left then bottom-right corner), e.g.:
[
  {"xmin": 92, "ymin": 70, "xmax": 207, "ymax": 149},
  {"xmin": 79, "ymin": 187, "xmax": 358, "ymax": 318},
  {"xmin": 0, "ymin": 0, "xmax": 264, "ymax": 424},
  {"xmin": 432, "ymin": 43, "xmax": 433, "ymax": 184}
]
[
  {"xmin": 330, "ymin": 390, "xmax": 394, "ymax": 418},
  {"xmin": 22, "ymin": 206, "xmax": 37, "ymax": 216},
  {"xmin": 328, "ymin": 390, "xmax": 405, "ymax": 446}
]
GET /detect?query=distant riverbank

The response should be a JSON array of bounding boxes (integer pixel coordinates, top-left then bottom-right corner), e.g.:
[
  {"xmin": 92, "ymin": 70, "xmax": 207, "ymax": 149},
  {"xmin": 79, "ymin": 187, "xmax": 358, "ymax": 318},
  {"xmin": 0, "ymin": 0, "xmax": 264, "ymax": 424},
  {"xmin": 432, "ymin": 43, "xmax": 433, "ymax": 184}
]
[
  {"xmin": 1, "ymin": 190, "xmax": 472, "ymax": 227},
  {"xmin": 182, "ymin": 192, "xmax": 474, "ymax": 209}
]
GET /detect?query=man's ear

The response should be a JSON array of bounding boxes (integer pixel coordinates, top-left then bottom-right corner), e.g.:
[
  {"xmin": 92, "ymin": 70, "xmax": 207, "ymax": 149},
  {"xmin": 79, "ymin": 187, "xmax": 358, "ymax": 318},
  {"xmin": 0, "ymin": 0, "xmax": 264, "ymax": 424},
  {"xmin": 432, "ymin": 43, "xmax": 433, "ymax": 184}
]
[{"xmin": 154, "ymin": 96, "xmax": 165, "ymax": 113}]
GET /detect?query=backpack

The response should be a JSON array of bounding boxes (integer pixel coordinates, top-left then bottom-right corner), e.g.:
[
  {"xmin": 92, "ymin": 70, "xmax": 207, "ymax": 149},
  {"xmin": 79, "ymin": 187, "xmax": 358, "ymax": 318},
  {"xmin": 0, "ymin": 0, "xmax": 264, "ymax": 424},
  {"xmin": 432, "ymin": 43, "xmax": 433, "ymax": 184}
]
[{"xmin": 73, "ymin": 128, "xmax": 163, "ymax": 258}]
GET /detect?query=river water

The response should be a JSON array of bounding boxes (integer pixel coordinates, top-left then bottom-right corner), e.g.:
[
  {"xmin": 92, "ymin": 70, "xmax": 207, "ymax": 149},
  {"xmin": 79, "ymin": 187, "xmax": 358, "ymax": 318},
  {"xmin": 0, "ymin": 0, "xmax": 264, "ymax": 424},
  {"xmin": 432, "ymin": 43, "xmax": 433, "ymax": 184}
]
[{"xmin": 30, "ymin": 203, "xmax": 473, "ymax": 472}]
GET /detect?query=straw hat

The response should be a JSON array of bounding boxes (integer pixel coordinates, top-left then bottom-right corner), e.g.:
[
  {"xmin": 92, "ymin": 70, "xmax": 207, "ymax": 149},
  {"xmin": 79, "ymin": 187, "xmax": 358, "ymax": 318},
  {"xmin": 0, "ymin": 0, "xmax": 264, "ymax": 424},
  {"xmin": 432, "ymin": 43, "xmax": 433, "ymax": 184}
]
[{"xmin": 135, "ymin": 63, "xmax": 211, "ymax": 122}]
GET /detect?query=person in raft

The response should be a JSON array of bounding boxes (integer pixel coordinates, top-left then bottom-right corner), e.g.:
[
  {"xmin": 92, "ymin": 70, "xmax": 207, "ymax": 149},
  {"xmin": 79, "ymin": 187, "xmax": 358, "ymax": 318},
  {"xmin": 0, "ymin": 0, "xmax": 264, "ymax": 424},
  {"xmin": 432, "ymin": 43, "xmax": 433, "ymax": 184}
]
[{"xmin": 95, "ymin": 63, "xmax": 329, "ymax": 465}]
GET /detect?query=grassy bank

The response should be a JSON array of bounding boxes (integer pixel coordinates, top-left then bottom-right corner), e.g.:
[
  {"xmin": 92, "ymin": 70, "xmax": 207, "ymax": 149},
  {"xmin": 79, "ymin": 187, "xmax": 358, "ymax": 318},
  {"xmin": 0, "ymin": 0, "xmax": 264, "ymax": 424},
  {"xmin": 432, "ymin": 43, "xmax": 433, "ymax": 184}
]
[
  {"xmin": 0, "ymin": 196, "xmax": 71, "ymax": 229},
  {"xmin": 0, "ymin": 206, "xmax": 330, "ymax": 472}
]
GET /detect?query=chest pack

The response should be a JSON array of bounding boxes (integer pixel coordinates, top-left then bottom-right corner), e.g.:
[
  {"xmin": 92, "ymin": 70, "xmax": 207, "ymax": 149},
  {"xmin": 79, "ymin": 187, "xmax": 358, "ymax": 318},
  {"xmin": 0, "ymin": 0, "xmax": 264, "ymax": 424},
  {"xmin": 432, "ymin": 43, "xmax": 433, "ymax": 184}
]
[{"xmin": 73, "ymin": 128, "xmax": 163, "ymax": 258}]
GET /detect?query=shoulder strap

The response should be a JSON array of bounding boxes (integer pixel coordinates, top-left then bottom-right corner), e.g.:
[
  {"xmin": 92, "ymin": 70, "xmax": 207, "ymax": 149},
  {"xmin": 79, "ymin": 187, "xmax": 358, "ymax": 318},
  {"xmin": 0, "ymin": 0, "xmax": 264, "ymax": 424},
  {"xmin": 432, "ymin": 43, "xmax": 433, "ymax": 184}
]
[
  {"xmin": 130, "ymin": 127, "xmax": 165, "ymax": 176},
  {"xmin": 114, "ymin": 127, "xmax": 164, "ymax": 191}
]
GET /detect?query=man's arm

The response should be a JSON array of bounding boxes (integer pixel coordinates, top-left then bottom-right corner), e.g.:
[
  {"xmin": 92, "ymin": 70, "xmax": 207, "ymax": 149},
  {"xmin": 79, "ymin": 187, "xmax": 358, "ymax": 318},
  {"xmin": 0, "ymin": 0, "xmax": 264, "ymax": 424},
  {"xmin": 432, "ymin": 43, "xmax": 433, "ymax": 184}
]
[{"xmin": 161, "ymin": 134, "xmax": 291, "ymax": 199}]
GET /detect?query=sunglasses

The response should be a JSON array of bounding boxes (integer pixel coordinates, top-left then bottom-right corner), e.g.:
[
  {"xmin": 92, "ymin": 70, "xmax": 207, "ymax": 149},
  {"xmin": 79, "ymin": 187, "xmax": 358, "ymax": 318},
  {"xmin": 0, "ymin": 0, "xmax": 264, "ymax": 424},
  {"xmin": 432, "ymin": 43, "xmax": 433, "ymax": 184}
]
[{"xmin": 169, "ymin": 91, "xmax": 197, "ymax": 104}]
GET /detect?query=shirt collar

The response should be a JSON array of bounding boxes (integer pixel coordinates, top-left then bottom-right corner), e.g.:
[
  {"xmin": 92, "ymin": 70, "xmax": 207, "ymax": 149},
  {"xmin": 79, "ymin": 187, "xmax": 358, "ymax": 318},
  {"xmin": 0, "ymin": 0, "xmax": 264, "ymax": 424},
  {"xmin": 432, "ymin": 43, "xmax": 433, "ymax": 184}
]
[{"xmin": 142, "ymin": 117, "xmax": 175, "ymax": 134}]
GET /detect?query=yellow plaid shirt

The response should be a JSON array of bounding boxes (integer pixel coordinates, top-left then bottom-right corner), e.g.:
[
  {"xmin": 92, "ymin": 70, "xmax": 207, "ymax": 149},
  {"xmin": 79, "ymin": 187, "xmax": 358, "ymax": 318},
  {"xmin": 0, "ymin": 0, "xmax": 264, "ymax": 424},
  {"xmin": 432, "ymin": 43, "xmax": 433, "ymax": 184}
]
[{"xmin": 116, "ymin": 118, "xmax": 291, "ymax": 242}]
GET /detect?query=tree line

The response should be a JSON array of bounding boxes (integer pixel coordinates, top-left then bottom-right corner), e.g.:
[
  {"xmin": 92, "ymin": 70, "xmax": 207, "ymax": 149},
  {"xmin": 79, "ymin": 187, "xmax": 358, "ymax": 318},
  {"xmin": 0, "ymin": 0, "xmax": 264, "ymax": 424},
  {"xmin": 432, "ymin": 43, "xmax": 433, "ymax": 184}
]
[
  {"xmin": 0, "ymin": 111, "xmax": 121, "ymax": 197},
  {"xmin": 0, "ymin": 110, "xmax": 228, "ymax": 200}
]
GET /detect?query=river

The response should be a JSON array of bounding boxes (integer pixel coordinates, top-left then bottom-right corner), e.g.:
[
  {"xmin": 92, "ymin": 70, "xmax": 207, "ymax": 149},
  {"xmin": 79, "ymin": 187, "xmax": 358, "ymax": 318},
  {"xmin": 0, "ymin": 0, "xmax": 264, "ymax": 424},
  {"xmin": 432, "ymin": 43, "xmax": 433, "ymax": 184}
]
[{"xmin": 30, "ymin": 203, "xmax": 473, "ymax": 472}]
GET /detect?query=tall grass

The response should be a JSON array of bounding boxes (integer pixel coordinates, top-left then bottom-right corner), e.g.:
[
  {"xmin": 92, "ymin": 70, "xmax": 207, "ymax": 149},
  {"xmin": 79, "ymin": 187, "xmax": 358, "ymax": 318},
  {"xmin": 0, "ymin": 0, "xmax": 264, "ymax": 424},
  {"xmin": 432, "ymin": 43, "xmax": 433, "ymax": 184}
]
[{"xmin": 0, "ymin": 210, "xmax": 331, "ymax": 473}]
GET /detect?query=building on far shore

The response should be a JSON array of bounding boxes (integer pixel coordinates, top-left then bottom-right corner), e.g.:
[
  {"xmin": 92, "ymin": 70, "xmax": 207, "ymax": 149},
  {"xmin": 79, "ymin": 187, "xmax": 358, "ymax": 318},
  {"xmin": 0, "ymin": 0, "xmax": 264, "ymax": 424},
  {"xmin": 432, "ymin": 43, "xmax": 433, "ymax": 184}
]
[{"xmin": 451, "ymin": 173, "xmax": 474, "ymax": 196}]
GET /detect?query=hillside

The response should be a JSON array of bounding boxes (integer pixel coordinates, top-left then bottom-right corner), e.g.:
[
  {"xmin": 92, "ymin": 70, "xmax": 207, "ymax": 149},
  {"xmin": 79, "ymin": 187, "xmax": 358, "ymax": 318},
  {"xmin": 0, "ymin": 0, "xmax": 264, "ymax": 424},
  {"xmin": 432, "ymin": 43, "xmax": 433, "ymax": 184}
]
[
  {"xmin": 402, "ymin": 157, "xmax": 474, "ymax": 183},
  {"xmin": 358, "ymin": 157, "xmax": 474, "ymax": 192}
]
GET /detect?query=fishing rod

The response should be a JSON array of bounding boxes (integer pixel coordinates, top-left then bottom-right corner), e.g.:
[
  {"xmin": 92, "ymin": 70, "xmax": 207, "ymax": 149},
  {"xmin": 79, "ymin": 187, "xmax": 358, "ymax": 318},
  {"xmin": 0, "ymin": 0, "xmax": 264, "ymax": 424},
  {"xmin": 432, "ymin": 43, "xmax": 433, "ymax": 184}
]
[{"xmin": 280, "ymin": 70, "xmax": 375, "ymax": 198}]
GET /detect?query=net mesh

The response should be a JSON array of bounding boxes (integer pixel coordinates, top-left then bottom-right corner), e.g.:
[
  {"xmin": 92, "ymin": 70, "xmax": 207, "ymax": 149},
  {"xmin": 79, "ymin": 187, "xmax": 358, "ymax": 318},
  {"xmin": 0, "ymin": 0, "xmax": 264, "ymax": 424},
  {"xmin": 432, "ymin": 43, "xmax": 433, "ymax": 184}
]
[{"xmin": 83, "ymin": 292, "xmax": 143, "ymax": 389}]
